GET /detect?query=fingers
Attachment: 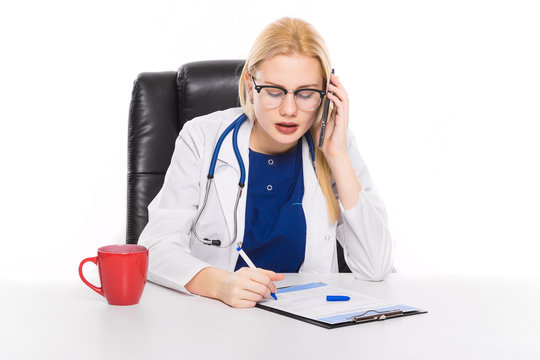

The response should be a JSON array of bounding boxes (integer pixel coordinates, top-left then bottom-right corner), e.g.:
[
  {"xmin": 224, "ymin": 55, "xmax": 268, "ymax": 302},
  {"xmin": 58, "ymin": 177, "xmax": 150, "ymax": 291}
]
[
  {"xmin": 326, "ymin": 74, "xmax": 349, "ymax": 117},
  {"xmin": 257, "ymin": 268, "xmax": 285, "ymax": 281},
  {"xmin": 244, "ymin": 268, "xmax": 274, "ymax": 287},
  {"xmin": 328, "ymin": 73, "xmax": 347, "ymax": 102},
  {"xmin": 223, "ymin": 267, "xmax": 285, "ymax": 308},
  {"xmin": 237, "ymin": 267, "xmax": 279, "ymax": 295},
  {"xmin": 254, "ymin": 269, "xmax": 285, "ymax": 292},
  {"xmin": 271, "ymin": 272, "xmax": 285, "ymax": 281},
  {"xmin": 327, "ymin": 88, "xmax": 346, "ymax": 117},
  {"xmin": 242, "ymin": 276, "xmax": 271, "ymax": 298},
  {"xmin": 316, "ymin": 73, "xmax": 350, "ymax": 159},
  {"xmin": 227, "ymin": 286, "xmax": 261, "ymax": 308}
]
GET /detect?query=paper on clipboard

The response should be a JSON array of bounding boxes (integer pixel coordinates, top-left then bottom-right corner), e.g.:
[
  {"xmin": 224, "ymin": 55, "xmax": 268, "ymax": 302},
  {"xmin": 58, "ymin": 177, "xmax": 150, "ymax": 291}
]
[{"xmin": 258, "ymin": 282, "xmax": 425, "ymax": 326}]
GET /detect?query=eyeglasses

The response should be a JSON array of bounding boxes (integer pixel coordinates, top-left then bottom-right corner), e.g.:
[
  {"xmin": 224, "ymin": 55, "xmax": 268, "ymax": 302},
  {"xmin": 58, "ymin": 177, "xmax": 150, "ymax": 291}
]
[{"xmin": 251, "ymin": 77, "xmax": 326, "ymax": 112}]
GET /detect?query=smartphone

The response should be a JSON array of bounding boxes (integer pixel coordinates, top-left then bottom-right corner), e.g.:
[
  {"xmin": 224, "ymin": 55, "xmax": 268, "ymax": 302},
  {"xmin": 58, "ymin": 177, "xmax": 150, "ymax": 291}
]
[{"xmin": 318, "ymin": 68, "xmax": 335, "ymax": 148}]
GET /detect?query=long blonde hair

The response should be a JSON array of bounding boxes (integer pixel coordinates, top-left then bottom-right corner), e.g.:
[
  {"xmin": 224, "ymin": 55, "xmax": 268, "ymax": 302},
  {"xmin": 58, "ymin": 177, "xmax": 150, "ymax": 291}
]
[{"xmin": 238, "ymin": 17, "xmax": 340, "ymax": 223}]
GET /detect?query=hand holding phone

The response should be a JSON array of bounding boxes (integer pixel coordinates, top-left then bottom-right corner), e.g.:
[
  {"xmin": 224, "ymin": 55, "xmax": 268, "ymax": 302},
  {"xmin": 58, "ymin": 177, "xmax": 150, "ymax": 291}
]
[{"xmin": 318, "ymin": 68, "xmax": 335, "ymax": 148}]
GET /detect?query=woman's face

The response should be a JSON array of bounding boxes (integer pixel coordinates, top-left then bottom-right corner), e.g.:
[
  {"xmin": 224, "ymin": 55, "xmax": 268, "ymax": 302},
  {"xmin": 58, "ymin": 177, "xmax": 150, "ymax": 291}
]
[{"xmin": 246, "ymin": 53, "xmax": 324, "ymax": 155}]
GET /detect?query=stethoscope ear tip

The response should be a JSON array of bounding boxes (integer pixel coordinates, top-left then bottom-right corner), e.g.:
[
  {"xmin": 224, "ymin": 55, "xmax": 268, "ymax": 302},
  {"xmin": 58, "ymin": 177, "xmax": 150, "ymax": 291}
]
[{"xmin": 204, "ymin": 238, "xmax": 222, "ymax": 246}]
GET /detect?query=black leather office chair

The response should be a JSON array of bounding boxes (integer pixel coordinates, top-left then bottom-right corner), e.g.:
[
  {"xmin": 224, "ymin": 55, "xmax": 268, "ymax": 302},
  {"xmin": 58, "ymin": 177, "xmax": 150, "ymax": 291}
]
[{"xmin": 126, "ymin": 60, "xmax": 351, "ymax": 272}]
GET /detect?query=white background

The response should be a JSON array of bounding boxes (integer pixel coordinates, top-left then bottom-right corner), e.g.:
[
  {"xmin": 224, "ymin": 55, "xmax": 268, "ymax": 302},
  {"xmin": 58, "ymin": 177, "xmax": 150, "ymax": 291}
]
[{"xmin": 1, "ymin": 0, "xmax": 539, "ymax": 281}]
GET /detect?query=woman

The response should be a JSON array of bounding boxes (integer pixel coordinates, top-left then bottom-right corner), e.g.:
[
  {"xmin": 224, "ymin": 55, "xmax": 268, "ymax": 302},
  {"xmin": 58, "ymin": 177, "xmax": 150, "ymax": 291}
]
[{"xmin": 138, "ymin": 17, "xmax": 393, "ymax": 308}]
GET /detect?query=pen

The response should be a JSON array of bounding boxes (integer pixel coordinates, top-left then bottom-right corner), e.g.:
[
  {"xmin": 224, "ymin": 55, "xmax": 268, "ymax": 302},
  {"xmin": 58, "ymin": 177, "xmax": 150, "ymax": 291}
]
[
  {"xmin": 326, "ymin": 295, "xmax": 350, "ymax": 301},
  {"xmin": 236, "ymin": 246, "xmax": 278, "ymax": 300}
]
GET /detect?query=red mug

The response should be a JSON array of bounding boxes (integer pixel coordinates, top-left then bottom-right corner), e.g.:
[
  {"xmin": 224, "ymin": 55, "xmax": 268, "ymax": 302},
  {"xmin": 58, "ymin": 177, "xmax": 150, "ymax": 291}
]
[{"xmin": 79, "ymin": 244, "xmax": 148, "ymax": 305}]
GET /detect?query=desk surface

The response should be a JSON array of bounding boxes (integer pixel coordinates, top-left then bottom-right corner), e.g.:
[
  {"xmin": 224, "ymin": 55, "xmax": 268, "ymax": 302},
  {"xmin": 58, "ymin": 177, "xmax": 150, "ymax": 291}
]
[{"xmin": 2, "ymin": 273, "xmax": 539, "ymax": 360}]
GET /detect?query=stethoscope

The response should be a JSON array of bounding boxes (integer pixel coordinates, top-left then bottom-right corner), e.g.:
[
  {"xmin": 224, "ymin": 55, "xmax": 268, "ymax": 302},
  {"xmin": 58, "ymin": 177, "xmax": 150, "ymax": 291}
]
[{"xmin": 192, "ymin": 113, "xmax": 316, "ymax": 248}]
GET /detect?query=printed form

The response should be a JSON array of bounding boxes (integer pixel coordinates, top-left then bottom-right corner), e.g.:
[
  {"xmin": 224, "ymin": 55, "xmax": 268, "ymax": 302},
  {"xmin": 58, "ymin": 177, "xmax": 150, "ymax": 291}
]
[{"xmin": 258, "ymin": 282, "xmax": 419, "ymax": 325}]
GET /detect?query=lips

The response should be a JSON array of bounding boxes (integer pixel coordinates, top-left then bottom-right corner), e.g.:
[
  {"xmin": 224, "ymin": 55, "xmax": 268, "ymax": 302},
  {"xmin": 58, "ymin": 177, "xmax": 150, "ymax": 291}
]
[{"xmin": 275, "ymin": 122, "xmax": 299, "ymax": 135}]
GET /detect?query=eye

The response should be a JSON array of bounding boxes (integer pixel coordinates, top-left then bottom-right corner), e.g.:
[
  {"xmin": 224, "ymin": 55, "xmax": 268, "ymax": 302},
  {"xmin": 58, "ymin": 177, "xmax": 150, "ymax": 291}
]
[
  {"xmin": 265, "ymin": 89, "xmax": 283, "ymax": 97},
  {"xmin": 297, "ymin": 90, "xmax": 316, "ymax": 99}
]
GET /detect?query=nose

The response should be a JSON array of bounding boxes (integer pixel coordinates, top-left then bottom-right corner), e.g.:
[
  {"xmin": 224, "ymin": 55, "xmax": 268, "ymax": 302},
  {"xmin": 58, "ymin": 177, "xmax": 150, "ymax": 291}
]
[{"xmin": 280, "ymin": 91, "xmax": 297, "ymax": 116}]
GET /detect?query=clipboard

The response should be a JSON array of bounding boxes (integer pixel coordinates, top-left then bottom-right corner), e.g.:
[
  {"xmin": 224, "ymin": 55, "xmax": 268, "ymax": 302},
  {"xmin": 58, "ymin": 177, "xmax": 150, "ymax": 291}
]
[{"xmin": 256, "ymin": 282, "xmax": 427, "ymax": 329}]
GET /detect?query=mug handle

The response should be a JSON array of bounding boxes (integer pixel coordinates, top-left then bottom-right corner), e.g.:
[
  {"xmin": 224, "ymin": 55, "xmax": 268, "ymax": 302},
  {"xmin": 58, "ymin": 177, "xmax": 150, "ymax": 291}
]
[{"xmin": 78, "ymin": 257, "xmax": 104, "ymax": 297}]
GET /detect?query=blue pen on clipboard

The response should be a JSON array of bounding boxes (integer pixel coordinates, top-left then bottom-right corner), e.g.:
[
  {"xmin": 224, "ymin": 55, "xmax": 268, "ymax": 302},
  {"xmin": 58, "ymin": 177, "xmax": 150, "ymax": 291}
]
[
  {"xmin": 326, "ymin": 295, "xmax": 350, "ymax": 301},
  {"xmin": 236, "ymin": 246, "xmax": 278, "ymax": 300}
]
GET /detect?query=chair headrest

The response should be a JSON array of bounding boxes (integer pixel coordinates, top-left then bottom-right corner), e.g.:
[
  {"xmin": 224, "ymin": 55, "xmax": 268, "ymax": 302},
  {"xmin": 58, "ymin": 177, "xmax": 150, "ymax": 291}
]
[{"xmin": 177, "ymin": 60, "xmax": 245, "ymax": 127}]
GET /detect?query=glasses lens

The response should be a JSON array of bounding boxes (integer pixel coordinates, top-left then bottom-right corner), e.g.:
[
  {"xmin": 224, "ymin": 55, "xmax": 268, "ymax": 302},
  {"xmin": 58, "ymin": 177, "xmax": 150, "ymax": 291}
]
[
  {"xmin": 260, "ymin": 88, "xmax": 285, "ymax": 109},
  {"xmin": 295, "ymin": 90, "xmax": 322, "ymax": 111},
  {"xmin": 258, "ymin": 88, "xmax": 322, "ymax": 111}
]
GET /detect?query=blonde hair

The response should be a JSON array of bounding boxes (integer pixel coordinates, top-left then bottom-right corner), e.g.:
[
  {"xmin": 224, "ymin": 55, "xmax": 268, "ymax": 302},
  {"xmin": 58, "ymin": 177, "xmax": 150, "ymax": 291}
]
[{"xmin": 238, "ymin": 17, "xmax": 340, "ymax": 223}]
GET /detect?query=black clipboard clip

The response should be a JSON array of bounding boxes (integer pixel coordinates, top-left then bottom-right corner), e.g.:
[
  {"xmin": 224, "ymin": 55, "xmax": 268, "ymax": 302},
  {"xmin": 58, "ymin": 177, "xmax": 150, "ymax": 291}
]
[{"xmin": 350, "ymin": 309, "xmax": 404, "ymax": 323}]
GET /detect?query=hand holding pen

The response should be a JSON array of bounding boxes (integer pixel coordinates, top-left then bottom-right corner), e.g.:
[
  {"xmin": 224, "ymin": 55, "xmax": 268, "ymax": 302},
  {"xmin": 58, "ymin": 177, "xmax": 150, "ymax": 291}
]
[
  {"xmin": 237, "ymin": 246, "xmax": 280, "ymax": 300},
  {"xmin": 207, "ymin": 246, "xmax": 283, "ymax": 308}
]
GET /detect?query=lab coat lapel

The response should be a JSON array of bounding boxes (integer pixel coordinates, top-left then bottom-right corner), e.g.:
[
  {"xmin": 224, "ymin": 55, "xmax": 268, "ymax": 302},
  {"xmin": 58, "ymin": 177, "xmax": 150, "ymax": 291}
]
[
  {"xmin": 301, "ymin": 137, "xmax": 336, "ymax": 272},
  {"xmin": 213, "ymin": 117, "xmax": 252, "ymax": 249},
  {"xmin": 301, "ymin": 136, "xmax": 318, "ymax": 204}
]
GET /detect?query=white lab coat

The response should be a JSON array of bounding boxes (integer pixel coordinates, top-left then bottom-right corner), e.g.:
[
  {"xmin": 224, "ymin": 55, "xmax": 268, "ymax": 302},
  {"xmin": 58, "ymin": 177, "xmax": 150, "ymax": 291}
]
[{"xmin": 138, "ymin": 107, "xmax": 394, "ymax": 294}]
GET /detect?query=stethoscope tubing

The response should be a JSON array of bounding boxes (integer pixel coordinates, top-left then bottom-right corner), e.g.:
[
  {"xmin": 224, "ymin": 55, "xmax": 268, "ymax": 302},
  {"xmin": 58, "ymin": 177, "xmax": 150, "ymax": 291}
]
[
  {"xmin": 208, "ymin": 113, "xmax": 248, "ymax": 180},
  {"xmin": 192, "ymin": 113, "xmax": 315, "ymax": 248}
]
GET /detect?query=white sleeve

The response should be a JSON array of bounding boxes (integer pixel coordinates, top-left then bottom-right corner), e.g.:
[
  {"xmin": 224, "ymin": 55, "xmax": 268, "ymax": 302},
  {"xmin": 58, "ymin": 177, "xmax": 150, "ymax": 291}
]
[
  {"xmin": 137, "ymin": 122, "xmax": 211, "ymax": 294},
  {"xmin": 335, "ymin": 130, "xmax": 395, "ymax": 281}
]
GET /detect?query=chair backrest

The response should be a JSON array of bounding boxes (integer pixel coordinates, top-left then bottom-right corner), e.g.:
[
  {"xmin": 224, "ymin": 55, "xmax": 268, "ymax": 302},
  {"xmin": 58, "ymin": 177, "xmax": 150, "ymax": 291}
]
[
  {"xmin": 126, "ymin": 59, "xmax": 351, "ymax": 272},
  {"xmin": 127, "ymin": 60, "xmax": 245, "ymax": 243}
]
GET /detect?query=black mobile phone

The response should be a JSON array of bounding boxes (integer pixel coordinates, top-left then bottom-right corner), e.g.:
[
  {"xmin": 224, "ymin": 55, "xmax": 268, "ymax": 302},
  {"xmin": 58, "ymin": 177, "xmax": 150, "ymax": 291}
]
[{"xmin": 318, "ymin": 68, "xmax": 335, "ymax": 148}]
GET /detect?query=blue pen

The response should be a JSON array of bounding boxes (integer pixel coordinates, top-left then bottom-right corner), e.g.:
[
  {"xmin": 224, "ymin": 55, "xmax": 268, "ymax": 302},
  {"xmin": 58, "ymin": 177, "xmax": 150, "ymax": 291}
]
[
  {"xmin": 326, "ymin": 295, "xmax": 350, "ymax": 301},
  {"xmin": 236, "ymin": 246, "xmax": 278, "ymax": 300}
]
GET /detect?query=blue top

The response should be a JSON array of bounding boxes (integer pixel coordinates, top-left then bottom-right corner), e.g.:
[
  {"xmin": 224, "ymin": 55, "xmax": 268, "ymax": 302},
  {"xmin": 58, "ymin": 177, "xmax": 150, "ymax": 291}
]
[{"xmin": 235, "ymin": 140, "xmax": 306, "ymax": 272}]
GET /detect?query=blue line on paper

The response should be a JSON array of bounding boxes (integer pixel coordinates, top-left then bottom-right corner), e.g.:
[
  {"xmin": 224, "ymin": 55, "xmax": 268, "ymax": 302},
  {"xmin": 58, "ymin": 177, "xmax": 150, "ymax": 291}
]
[{"xmin": 276, "ymin": 282, "xmax": 327, "ymax": 294}]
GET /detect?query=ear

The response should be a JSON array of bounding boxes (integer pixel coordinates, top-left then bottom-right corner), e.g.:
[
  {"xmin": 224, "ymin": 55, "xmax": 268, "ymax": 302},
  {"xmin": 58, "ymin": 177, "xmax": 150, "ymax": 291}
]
[{"xmin": 244, "ymin": 72, "xmax": 254, "ymax": 99}]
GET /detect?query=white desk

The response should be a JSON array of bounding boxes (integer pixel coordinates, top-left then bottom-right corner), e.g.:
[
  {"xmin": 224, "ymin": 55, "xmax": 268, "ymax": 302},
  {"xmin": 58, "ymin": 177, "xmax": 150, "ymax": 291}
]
[{"xmin": 2, "ymin": 273, "xmax": 539, "ymax": 360}]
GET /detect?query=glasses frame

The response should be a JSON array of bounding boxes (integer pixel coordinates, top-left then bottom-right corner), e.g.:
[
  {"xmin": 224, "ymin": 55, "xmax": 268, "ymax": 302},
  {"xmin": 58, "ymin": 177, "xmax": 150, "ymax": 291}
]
[{"xmin": 251, "ymin": 77, "xmax": 326, "ymax": 111}]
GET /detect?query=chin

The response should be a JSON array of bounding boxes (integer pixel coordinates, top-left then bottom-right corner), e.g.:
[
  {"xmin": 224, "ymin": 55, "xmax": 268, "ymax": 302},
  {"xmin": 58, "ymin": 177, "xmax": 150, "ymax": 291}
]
[{"xmin": 272, "ymin": 133, "xmax": 303, "ymax": 147}]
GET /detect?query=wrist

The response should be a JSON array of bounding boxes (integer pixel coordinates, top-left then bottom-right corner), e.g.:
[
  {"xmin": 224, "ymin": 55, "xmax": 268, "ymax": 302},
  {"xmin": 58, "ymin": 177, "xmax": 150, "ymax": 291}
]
[
  {"xmin": 185, "ymin": 267, "xmax": 228, "ymax": 299},
  {"xmin": 325, "ymin": 153, "xmax": 351, "ymax": 171}
]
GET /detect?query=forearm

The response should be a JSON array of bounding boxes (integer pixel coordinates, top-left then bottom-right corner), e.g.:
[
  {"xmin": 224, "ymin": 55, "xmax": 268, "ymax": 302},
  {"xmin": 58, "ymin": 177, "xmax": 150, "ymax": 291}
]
[
  {"xmin": 326, "ymin": 155, "xmax": 362, "ymax": 210},
  {"xmin": 185, "ymin": 267, "xmax": 228, "ymax": 299}
]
